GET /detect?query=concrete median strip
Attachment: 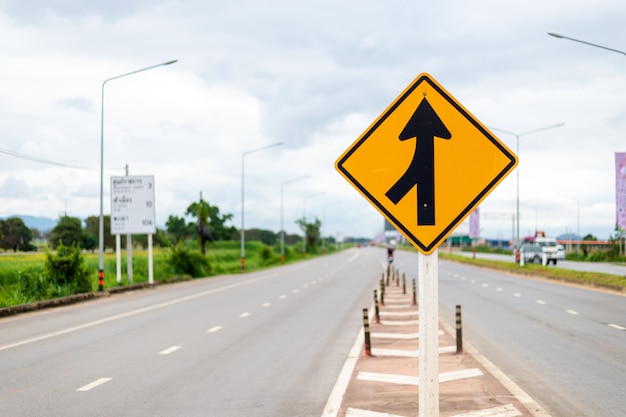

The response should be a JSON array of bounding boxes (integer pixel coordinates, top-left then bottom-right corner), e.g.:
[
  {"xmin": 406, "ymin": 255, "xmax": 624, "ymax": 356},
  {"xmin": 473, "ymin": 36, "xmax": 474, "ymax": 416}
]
[{"xmin": 357, "ymin": 368, "xmax": 483, "ymax": 386}]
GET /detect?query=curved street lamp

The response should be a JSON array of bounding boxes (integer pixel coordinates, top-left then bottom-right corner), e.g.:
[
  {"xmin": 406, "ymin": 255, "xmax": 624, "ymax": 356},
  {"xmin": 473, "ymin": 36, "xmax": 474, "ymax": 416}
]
[
  {"xmin": 548, "ymin": 33, "xmax": 626, "ymax": 57},
  {"xmin": 98, "ymin": 59, "xmax": 178, "ymax": 291},
  {"xmin": 240, "ymin": 142, "xmax": 283, "ymax": 270},
  {"xmin": 489, "ymin": 123, "xmax": 564, "ymax": 253}
]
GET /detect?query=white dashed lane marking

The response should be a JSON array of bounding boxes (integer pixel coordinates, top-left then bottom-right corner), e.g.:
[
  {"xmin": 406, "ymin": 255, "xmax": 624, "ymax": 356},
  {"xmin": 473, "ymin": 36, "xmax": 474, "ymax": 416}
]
[
  {"xmin": 239, "ymin": 312, "xmax": 251, "ymax": 318},
  {"xmin": 608, "ymin": 324, "xmax": 626, "ymax": 330},
  {"xmin": 159, "ymin": 345, "xmax": 181, "ymax": 355},
  {"xmin": 208, "ymin": 326, "xmax": 222, "ymax": 333},
  {"xmin": 77, "ymin": 377, "xmax": 112, "ymax": 392},
  {"xmin": 566, "ymin": 309, "xmax": 579, "ymax": 316},
  {"xmin": 536, "ymin": 300, "xmax": 546, "ymax": 305},
  {"xmin": 262, "ymin": 302, "xmax": 271, "ymax": 307}
]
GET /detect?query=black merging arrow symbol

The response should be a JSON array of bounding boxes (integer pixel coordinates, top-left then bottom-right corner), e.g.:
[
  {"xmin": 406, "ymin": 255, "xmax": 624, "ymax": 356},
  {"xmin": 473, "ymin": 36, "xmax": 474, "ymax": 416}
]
[{"xmin": 385, "ymin": 97, "xmax": 451, "ymax": 226}]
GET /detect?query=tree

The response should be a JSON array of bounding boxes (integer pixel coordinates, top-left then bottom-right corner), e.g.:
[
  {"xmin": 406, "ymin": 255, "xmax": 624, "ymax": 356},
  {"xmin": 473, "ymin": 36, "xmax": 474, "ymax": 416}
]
[
  {"xmin": 247, "ymin": 228, "xmax": 277, "ymax": 245},
  {"xmin": 165, "ymin": 215, "xmax": 194, "ymax": 244},
  {"xmin": 0, "ymin": 217, "xmax": 33, "ymax": 252},
  {"xmin": 84, "ymin": 215, "xmax": 114, "ymax": 251},
  {"xmin": 186, "ymin": 194, "xmax": 236, "ymax": 242},
  {"xmin": 295, "ymin": 217, "xmax": 322, "ymax": 253},
  {"xmin": 186, "ymin": 194, "xmax": 213, "ymax": 255},
  {"xmin": 50, "ymin": 216, "xmax": 84, "ymax": 249}
]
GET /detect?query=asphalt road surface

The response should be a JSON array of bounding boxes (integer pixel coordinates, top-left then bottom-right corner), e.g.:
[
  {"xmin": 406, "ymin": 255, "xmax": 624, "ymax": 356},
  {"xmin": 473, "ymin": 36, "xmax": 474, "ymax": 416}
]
[
  {"xmin": 393, "ymin": 249, "xmax": 626, "ymax": 417},
  {"xmin": 0, "ymin": 248, "xmax": 384, "ymax": 417}
]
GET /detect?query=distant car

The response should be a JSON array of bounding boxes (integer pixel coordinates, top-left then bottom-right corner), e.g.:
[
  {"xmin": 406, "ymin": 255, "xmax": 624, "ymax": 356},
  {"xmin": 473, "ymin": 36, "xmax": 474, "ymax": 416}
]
[
  {"xmin": 556, "ymin": 244, "xmax": 565, "ymax": 260},
  {"xmin": 520, "ymin": 245, "xmax": 544, "ymax": 264}
]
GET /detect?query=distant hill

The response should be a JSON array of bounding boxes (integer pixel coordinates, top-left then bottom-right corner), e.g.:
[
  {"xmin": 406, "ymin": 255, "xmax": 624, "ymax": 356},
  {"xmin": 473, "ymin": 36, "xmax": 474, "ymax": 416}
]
[{"xmin": 2, "ymin": 215, "xmax": 58, "ymax": 232}]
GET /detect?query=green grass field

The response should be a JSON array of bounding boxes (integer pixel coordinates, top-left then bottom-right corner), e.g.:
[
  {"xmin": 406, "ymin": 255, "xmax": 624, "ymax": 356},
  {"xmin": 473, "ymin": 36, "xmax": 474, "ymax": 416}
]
[{"xmin": 0, "ymin": 241, "xmax": 339, "ymax": 308}]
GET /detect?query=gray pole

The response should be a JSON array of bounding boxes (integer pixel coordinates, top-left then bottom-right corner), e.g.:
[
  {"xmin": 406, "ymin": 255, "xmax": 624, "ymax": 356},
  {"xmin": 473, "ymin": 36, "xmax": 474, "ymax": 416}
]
[
  {"xmin": 548, "ymin": 33, "xmax": 626, "ymax": 57},
  {"xmin": 240, "ymin": 142, "xmax": 283, "ymax": 270},
  {"xmin": 490, "ymin": 123, "xmax": 564, "ymax": 256}
]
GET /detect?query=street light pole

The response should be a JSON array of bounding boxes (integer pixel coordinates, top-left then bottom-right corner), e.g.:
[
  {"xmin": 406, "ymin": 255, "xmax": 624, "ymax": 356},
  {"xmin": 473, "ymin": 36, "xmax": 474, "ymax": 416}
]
[
  {"xmin": 240, "ymin": 142, "xmax": 283, "ymax": 270},
  {"xmin": 548, "ymin": 33, "xmax": 626, "ymax": 57},
  {"xmin": 98, "ymin": 59, "xmax": 177, "ymax": 291},
  {"xmin": 490, "ymin": 123, "xmax": 564, "ymax": 255},
  {"xmin": 280, "ymin": 175, "xmax": 309, "ymax": 262}
]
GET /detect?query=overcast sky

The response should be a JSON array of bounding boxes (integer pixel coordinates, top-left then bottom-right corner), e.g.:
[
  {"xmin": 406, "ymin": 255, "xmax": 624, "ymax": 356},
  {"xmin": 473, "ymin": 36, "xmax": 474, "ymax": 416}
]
[{"xmin": 1, "ymin": 0, "xmax": 625, "ymax": 242}]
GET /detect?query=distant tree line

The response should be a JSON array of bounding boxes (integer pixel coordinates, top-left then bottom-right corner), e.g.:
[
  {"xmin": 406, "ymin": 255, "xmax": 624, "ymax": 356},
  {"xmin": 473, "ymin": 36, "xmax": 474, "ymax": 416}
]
[{"xmin": 1, "ymin": 197, "xmax": 313, "ymax": 252}]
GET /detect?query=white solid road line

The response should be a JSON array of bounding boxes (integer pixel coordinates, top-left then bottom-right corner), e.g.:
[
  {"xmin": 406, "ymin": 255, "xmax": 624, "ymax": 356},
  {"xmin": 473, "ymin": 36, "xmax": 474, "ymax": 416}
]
[
  {"xmin": 321, "ymin": 324, "xmax": 364, "ymax": 417},
  {"xmin": 159, "ymin": 345, "xmax": 181, "ymax": 355},
  {"xmin": 76, "ymin": 377, "xmax": 112, "ymax": 392}
]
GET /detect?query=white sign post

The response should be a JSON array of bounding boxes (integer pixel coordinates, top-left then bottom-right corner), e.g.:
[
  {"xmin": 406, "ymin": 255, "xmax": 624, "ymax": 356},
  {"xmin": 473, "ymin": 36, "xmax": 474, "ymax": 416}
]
[
  {"xmin": 419, "ymin": 249, "xmax": 439, "ymax": 416},
  {"xmin": 110, "ymin": 175, "xmax": 156, "ymax": 285}
]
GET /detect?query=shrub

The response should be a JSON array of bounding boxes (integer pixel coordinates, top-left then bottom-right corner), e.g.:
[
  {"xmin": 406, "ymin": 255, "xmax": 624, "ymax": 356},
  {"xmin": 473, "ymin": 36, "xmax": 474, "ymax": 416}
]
[
  {"xmin": 168, "ymin": 242, "xmax": 211, "ymax": 278},
  {"xmin": 45, "ymin": 244, "xmax": 91, "ymax": 293}
]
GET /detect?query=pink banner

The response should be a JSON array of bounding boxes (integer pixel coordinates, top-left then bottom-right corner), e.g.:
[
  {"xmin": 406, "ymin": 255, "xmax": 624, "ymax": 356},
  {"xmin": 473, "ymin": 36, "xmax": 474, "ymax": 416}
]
[
  {"xmin": 617, "ymin": 153, "xmax": 626, "ymax": 231},
  {"xmin": 469, "ymin": 207, "xmax": 480, "ymax": 238}
]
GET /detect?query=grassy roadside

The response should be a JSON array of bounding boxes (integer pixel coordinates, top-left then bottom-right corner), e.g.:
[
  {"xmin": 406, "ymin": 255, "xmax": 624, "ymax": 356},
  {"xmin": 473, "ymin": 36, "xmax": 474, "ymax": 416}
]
[
  {"xmin": 438, "ymin": 252, "xmax": 626, "ymax": 293},
  {"xmin": 0, "ymin": 242, "xmax": 346, "ymax": 311}
]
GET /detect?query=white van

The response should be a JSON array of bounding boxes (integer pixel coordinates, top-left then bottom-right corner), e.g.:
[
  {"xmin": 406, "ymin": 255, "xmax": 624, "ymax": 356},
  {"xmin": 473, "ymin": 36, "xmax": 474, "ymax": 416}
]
[{"xmin": 534, "ymin": 236, "xmax": 558, "ymax": 265}]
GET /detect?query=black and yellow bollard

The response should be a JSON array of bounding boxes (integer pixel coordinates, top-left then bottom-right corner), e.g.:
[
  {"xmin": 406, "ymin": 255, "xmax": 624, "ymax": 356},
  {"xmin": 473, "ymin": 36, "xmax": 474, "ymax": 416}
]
[
  {"xmin": 363, "ymin": 308, "xmax": 371, "ymax": 356},
  {"xmin": 456, "ymin": 305, "xmax": 463, "ymax": 354},
  {"xmin": 402, "ymin": 272, "xmax": 406, "ymax": 294},
  {"xmin": 412, "ymin": 278, "xmax": 417, "ymax": 305},
  {"xmin": 380, "ymin": 279, "xmax": 385, "ymax": 306},
  {"xmin": 374, "ymin": 290, "xmax": 380, "ymax": 324}
]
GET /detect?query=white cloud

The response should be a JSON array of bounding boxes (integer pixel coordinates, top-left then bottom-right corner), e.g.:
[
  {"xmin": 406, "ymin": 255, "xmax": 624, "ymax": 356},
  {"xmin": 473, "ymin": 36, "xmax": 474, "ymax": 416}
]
[{"xmin": 1, "ymin": 0, "xmax": 625, "ymax": 242}]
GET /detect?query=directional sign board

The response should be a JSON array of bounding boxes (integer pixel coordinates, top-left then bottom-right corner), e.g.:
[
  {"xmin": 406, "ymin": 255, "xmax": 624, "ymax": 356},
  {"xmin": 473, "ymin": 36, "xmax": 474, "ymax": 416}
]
[
  {"xmin": 110, "ymin": 175, "xmax": 156, "ymax": 235},
  {"xmin": 335, "ymin": 73, "xmax": 518, "ymax": 254}
]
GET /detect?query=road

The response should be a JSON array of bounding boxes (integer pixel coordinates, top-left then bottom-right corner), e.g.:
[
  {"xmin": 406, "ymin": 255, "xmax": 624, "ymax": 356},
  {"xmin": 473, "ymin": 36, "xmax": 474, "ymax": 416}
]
[
  {"xmin": 3, "ymin": 247, "xmax": 625, "ymax": 417},
  {"xmin": 394, "ymin": 249, "xmax": 626, "ymax": 417},
  {"xmin": 0, "ymin": 248, "xmax": 383, "ymax": 417}
]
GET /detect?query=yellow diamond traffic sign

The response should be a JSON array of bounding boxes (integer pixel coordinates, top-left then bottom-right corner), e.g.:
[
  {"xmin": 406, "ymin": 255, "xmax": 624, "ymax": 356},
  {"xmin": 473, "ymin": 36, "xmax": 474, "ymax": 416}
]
[{"xmin": 335, "ymin": 73, "xmax": 518, "ymax": 254}]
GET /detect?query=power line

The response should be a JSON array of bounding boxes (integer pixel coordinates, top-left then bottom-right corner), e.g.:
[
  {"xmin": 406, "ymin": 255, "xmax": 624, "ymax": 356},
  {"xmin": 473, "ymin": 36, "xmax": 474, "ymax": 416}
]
[{"xmin": 0, "ymin": 147, "xmax": 87, "ymax": 169}]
